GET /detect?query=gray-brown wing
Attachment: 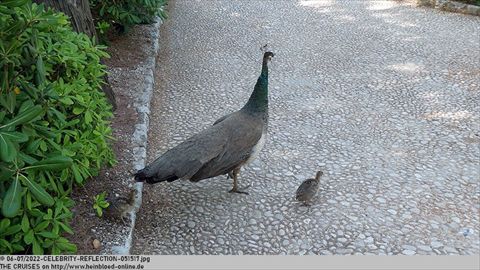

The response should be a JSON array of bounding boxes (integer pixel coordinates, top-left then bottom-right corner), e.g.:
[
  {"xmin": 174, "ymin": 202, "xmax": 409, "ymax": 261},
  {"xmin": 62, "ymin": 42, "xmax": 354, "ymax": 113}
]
[
  {"xmin": 140, "ymin": 124, "xmax": 230, "ymax": 182},
  {"xmin": 190, "ymin": 112, "xmax": 265, "ymax": 181},
  {"xmin": 213, "ymin": 112, "xmax": 234, "ymax": 125},
  {"xmin": 296, "ymin": 179, "xmax": 319, "ymax": 200}
]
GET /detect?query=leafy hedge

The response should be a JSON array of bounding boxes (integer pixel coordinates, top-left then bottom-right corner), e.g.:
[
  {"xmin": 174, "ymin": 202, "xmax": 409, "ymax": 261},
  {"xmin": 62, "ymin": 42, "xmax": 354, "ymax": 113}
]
[
  {"xmin": 90, "ymin": 0, "xmax": 168, "ymax": 33},
  {"xmin": 0, "ymin": 1, "xmax": 114, "ymax": 254}
]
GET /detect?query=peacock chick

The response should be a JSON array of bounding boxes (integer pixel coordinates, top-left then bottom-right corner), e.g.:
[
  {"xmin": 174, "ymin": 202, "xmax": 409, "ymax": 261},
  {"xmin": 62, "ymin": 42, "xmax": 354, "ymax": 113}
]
[
  {"xmin": 104, "ymin": 189, "xmax": 137, "ymax": 225},
  {"xmin": 296, "ymin": 171, "xmax": 323, "ymax": 206}
]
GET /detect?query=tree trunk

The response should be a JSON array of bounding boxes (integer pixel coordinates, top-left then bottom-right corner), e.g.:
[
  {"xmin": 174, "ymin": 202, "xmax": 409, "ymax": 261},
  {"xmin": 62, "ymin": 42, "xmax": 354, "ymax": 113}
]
[
  {"xmin": 33, "ymin": 0, "xmax": 117, "ymax": 110},
  {"xmin": 34, "ymin": 0, "xmax": 97, "ymax": 39}
]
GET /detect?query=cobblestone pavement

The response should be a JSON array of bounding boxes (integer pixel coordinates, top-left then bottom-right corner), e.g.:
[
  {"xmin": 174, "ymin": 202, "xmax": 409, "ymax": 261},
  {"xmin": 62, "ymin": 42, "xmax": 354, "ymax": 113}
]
[{"xmin": 131, "ymin": 0, "xmax": 480, "ymax": 255}]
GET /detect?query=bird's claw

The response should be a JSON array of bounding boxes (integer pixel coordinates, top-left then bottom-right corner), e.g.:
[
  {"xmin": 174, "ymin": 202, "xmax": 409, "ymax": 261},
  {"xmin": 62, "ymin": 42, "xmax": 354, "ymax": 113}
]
[
  {"xmin": 228, "ymin": 184, "xmax": 251, "ymax": 195},
  {"xmin": 228, "ymin": 189, "xmax": 249, "ymax": 195}
]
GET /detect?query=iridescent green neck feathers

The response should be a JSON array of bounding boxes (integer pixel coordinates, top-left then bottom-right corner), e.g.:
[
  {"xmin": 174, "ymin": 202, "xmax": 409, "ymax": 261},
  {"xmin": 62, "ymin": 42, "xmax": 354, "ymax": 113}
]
[{"xmin": 243, "ymin": 56, "xmax": 270, "ymax": 113}]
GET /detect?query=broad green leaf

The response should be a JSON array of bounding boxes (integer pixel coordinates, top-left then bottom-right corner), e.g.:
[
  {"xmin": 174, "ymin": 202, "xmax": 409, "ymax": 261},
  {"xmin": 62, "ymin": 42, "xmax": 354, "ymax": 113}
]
[
  {"xmin": 25, "ymin": 139, "xmax": 41, "ymax": 153},
  {"xmin": 35, "ymin": 125, "xmax": 56, "ymax": 138},
  {"xmin": 26, "ymin": 192, "xmax": 32, "ymax": 210},
  {"xmin": 0, "ymin": 131, "xmax": 28, "ymax": 142},
  {"xmin": 84, "ymin": 111, "xmax": 92, "ymax": 124},
  {"xmin": 1, "ymin": 0, "xmax": 29, "ymax": 7},
  {"xmin": 48, "ymin": 174, "xmax": 59, "ymax": 193},
  {"xmin": 0, "ymin": 5, "xmax": 16, "ymax": 15},
  {"xmin": 23, "ymin": 156, "xmax": 73, "ymax": 171},
  {"xmin": 18, "ymin": 100, "xmax": 34, "ymax": 114},
  {"xmin": 35, "ymin": 56, "xmax": 46, "ymax": 85},
  {"xmin": 51, "ymin": 223, "xmax": 59, "ymax": 236},
  {"xmin": 44, "ymin": 209, "xmax": 53, "ymax": 220},
  {"xmin": 12, "ymin": 243, "xmax": 24, "ymax": 252},
  {"xmin": 0, "ymin": 165, "xmax": 15, "ymax": 181},
  {"xmin": 0, "ymin": 133, "xmax": 16, "ymax": 162},
  {"xmin": 59, "ymin": 97, "xmax": 74, "ymax": 105},
  {"xmin": 19, "ymin": 174, "xmax": 54, "ymax": 207},
  {"xmin": 22, "ymin": 126, "xmax": 37, "ymax": 137},
  {"xmin": 4, "ymin": 224, "xmax": 21, "ymax": 235},
  {"xmin": 56, "ymin": 211, "xmax": 72, "ymax": 220},
  {"xmin": 58, "ymin": 222, "xmax": 73, "ymax": 234},
  {"xmin": 28, "ymin": 209, "xmax": 43, "ymax": 218},
  {"xmin": 0, "ymin": 239, "xmax": 12, "ymax": 253},
  {"xmin": 18, "ymin": 81, "xmax": 38, "ymax": 100},
  {"xmin": 0, "ymin": 91, "xmax": 16, "ymax": 113},
  {"xmin": 6, "ymin": 91, "xmax": 15, "ymax": 113},
  {"xmin": 95, "ymin": 206, "xmax": 103, "ymax": 217},
  {"xmin": 21, "ymin": 214, "xmax": 30, "ymax": 232},
  {"xmin": 37, "ymin": 231, "xmax": 57, "ymax": 239},
  {"xmin": 72, "ymin": 163, "xmax": 83, "ymax": 184},
  {"xmin": 51, "ymin": 246, "xmax": 61, "ymax": 255},
  {"xmin": 1, "ymin": 177, "xmax": 22, "ymax": 217},
  {"xmin": 24, "ymin": 230, "xmax": 34, "ymax": 245},
  {"xmin": 49, "ymin": 108, "xmax": 66, "ymax": 123},
  {"xmin": 32, "ymin": 237, "xmax": 44, "ymax": 255},
  {"xmin": 0, "ymin": 105, "xmax": 43, "ymax": 129},
  {"xmin": 56, "ymin": 238, "xmax": 76, "ymax": 253},
  {"xmin": 34, "ymin": 220, "xmax": 50, "ymax": 232},
  {"xmin": 72, "ymin": 107, "xmax": 84, "ymax": 115},
  {"xmin": 54, "ymin": 200, "xmax": 64, "ymax": 215},
  {"xmin": 0, "ymin": 219, "xmax": 10, "ymax": 232},
  {"xmin": 18, "ymin": 152, "xmax": 38, "ymax": 165}
]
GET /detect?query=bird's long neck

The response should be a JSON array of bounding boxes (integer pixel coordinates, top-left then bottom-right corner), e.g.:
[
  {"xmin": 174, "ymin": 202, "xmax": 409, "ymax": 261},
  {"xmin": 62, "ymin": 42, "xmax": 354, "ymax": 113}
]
[{"xmin": 243, "ymin": 58, "xmax": 269, "ymax": 113}]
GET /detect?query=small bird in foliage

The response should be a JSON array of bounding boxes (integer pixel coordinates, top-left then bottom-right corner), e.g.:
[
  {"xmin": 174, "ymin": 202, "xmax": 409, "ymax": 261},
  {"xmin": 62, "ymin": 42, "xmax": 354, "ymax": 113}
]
[
  {"xmin": 104, "ymin": 189, "xmax": 137, "ymax": 224},
  {"xmin": 296, "ymin": 171, "xmax": 323, "ymax": 206},
  {"xmin": 135, "ymin": 45, "xmax": 274, "ymax": 194}
]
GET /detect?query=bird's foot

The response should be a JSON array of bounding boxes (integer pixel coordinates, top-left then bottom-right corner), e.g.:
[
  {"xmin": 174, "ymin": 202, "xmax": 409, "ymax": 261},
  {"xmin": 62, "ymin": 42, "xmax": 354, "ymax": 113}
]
[{"xmin": 228, "ymin": 184, "xmax": 251, "ymax": 195}]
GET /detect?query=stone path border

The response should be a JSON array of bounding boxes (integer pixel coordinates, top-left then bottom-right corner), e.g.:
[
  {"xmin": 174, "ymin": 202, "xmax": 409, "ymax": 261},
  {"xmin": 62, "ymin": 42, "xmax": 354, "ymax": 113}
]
[{"xmin": 109, "ymin": 18, "xmax": 162, "ymax": 255}]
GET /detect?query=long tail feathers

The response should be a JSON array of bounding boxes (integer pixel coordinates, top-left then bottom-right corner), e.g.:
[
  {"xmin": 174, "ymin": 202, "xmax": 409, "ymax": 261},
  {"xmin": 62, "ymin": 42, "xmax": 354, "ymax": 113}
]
[
  {"xmin": 134, "ymin": 169, "xmax": 154, "ymax": 183},
  {"xmin": 134, "ymin": 169, "xmax": 179, "ymax": 184}
]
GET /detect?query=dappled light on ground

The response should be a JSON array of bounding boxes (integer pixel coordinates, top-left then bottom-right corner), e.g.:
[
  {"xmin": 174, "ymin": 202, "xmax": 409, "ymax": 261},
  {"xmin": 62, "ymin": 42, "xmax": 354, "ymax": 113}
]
[
  {"xmin": 387, "ymin": 62, "xmax": 424, "ymax": 74},
  {"xmin": 423, "ymin": 111, "xmax": 475, "ymax": 121},
  {"xmin": 367, "ymin": 0, "xmax": 400, "ymax": 11},
  {"xmin": 298, "ymin": 0, "xmax": 334, "ymax": 8}
]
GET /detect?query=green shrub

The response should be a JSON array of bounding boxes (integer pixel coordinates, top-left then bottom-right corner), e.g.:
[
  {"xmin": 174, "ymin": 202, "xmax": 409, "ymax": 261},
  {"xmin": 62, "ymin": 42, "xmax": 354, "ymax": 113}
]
[
  {"xmin": 90, "ymin": 0, "xmax": 168, "ymax": 33},
  {"xmin": 0, "ymin": 0, "xmax": 115, "ymax": 254},
  {"xmin": 93, "ymin": 191, "xmax": 109, "ymax": 217}
]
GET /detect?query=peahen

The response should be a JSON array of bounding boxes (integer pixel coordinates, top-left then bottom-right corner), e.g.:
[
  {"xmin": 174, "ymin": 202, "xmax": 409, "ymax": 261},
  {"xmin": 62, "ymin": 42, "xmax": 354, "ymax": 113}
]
[{"xmin": 135, "ymin": 47, "xmax": 274, "ymax": 194}]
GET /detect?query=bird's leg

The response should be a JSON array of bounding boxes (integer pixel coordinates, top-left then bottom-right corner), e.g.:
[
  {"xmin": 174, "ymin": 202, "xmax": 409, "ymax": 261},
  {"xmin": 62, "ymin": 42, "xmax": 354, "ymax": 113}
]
[
  {"xmin": 120, "ymin": 208, "xmax": 134, "ymax": 226},
  {"xmin": 302, "ymin": 201, "xmax": 312, "ymax": 214},
  {"xmin": 228, "ymin": 168, "xmax": 250, "ymax": 195},
  {"xmin": 120, "ymin": 214, "xmax": 128, "ymax": 226}
]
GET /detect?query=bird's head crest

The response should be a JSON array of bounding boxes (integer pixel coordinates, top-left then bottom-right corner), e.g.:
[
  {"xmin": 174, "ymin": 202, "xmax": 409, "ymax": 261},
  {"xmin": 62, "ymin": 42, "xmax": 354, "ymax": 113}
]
[{"xmin": 260, "ymin": 44, "xmax": 274, "ymax": 60}]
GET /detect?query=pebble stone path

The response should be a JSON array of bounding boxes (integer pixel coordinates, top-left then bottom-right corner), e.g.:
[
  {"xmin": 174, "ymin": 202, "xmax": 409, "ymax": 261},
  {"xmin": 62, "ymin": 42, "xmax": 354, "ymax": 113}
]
[{"xmin": 131, "ymin": 0, "xmax": 480, "ymax": 255}]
